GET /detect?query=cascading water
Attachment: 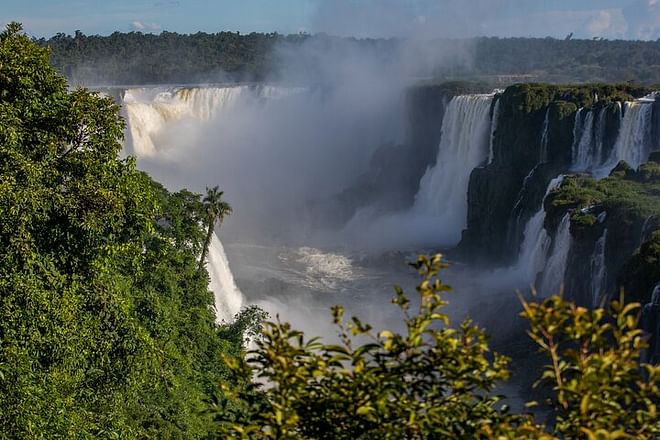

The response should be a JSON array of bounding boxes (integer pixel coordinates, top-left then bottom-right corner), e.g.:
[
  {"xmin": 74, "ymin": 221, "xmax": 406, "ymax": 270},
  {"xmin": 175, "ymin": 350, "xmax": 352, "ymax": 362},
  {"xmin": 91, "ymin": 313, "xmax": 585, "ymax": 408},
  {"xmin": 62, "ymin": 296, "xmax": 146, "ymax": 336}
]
[
  {"xmin": 487, "ymin": 98, "xmax": 501, "ymax": 165},
  {"xmin": 123, "ymin": 85, "xmax": 308, "ymax": 158},
  {"xmin": 571, "ymin": 108, "xmax": 596, "ymax": 170},
  {"xmin": 517, "ymin": 211, "xmax": 551, "ymax": 283},
  {"xmin": 607, "ymin": 101, "xmax": 653, "ymax": 170},
  {"xmin": 570, "ymin": 105, "xmax": 617, "ymax": 173},
  {"xmin": 506, "ymin": 164, "xmax": 542, "ymax": 250},
  {"xmin": 539, "ymin": 107, "xmax": 550, "ymax": 163},
  {"xmin": 539, "ymin": 213, "xmax": 572, "ymax": 296},
  {"xmin": 505, "ymin": 106, "xmax": 556, "ymax": 247},
  {"xmin": 590, "ymin": 229, "xmax": 607, "ymax": 307},
  {"xmin": 123, "ymin": 86, "xmax": 252, "ymax": 157},
  {"xmin": 207, "ymin": 232, "xmax": 244, "ymax": 323},
  {"xmin": 413, "ymin": 94, "xmax": 493, "ymax": 245},
  {"xmin": 514, "ymin": 176, "xmax": 565, "ymax": 283}
]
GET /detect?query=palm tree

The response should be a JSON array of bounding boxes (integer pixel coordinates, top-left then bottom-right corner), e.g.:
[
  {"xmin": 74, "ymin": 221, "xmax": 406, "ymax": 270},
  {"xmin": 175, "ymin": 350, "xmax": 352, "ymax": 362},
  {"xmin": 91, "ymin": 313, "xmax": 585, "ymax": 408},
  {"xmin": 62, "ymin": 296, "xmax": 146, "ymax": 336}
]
[{"xmin": 199, "ymin": 186, "xmax": 232, "ymax": 270}]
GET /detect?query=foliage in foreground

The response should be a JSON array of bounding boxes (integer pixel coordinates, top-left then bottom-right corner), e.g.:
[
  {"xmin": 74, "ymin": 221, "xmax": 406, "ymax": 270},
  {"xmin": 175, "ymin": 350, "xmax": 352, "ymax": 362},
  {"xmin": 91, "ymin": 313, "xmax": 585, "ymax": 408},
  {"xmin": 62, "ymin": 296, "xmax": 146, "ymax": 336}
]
[
  {"xmin": 0, "ymin": 23, "xmax": 253, "ymax": 438},
  {"xmin": 218, "ymin": 255, "xmax": 660, "ymax": 439}
]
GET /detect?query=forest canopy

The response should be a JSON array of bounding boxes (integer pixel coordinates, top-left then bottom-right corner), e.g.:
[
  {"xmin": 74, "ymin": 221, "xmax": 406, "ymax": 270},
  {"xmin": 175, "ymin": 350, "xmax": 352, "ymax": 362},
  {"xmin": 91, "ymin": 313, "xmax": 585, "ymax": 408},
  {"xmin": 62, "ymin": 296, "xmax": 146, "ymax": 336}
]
[{"xmin": 37, "ymin": 31, "xmax": 660, "ymax": 86}]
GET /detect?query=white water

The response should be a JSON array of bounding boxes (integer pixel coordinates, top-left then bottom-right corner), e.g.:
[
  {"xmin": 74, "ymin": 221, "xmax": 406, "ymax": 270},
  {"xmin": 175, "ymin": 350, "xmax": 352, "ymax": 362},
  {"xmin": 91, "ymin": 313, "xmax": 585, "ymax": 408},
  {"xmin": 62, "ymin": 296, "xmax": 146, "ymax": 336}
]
[
  {"xmin": 413, "ymin": 94, "xmax": 493, "ymax": 244},
  {"xmin": 292, "ymin": 247, "xmax": 358, "ymax": 291},
  {"xmin": 508, "ymin": 163, "xmax": 542, "ymax": 241},
  {"xmin": 570, "ymin": 105, "xmax": 617, "ymax": 173},
  {"xmin": 513, "ymin": 176, "xmax": 565, "ymax": 284},
  {"xmin": 571, "ymin": 108, "xmax": 596, "ymax": 171},
  {"xmin": 570, "ymin": 101, "xmax": 656, "ymax": 176},
  {"xmin": 590, "ymin": 229, "xmax": 607, "ymax": 307},
  {"xmin": 207, "ymin": 232, "xmax": 244, "ymax": 323},
  {"xmin": 124, "ymin": 86, "xmax": 252, "ymax": 157},
  {"xmin": 487, "ymin": 98, "xmax": 501, "ymax": 165},
  {"xmin": 518, "ymin": 210, "xmax": 552, "ymax": 283},
  {"xmin": 123, "ymin": 85, "xmax": 307, "ymax": 158},
  {"xmin": 607, "ymin": 101, "xmax": 653, "ymax": 170},
  {"xmin": 539, "ymin": 107, "xmax": 550, "ymax": 163},
  {"xmin": 539, "ymin": 213, "xmax": 572, "ymax": 296}
]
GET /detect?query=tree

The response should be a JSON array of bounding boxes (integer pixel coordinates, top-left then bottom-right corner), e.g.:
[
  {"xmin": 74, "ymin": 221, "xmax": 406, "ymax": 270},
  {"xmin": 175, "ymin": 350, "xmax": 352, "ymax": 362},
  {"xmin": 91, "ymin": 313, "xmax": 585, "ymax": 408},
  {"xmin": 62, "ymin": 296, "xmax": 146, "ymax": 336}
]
[
  {"xmin": 217, "ymin": 255, "xmax": 660, "ymax": 439},
  {"xmin": 520, "ymin": 294, "xmax": 660, "ymax": 438},
  {"xmin": 217, "ymin": 255, "xmax": 543, "ymax": 439},
  {"xmin": 199, "ymin": 185, "xmax": 232, "ymax": 270},
  {"xmin": 0, "ymin": 22, "xmax": 253, "ymax": 438}
]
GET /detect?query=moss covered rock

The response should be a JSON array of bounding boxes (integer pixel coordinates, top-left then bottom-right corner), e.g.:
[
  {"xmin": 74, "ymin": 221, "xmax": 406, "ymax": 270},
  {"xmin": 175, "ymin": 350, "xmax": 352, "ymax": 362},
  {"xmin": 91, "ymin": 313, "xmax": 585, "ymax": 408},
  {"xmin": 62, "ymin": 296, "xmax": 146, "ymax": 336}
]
[
  {"xmin": 458, "ymin": 83, "xmax": 649, "ymax": 263},
  {"xmin": 545, "ymin": 159, "xmax": 660, "ymax": 305}
]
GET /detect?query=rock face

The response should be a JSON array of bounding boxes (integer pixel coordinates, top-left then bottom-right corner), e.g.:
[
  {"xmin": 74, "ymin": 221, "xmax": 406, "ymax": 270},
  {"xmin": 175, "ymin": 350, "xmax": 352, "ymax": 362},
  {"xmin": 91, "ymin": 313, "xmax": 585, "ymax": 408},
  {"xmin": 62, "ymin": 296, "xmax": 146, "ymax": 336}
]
[
  {"xmin": 458, "ymin": 84, "xmax": 641, "ymax": 264},
  {"xmin": 317, "ymin": 81, "xmax": 659, "ymax": 304},
  {"xmin": 545, "ymin": 160, "xmax": 660, "ymax": 305},
  {"xmin": 310, "ymin": 82, "xmax": 491, "ymax": 228},
  {"xmin": 654, "ymin": 97, "xmax": 660, "ymax": 152},
  {"xmin": 452, "ymin": 83, "xmax": 658, "ymax": 304}
]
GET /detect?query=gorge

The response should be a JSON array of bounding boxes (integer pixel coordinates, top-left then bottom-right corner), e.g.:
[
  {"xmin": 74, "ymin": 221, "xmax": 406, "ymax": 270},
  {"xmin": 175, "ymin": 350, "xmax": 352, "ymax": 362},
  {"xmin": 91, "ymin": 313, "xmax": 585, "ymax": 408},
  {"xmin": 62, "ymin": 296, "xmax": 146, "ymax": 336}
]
[{"xmin": 116, "ymin": 82, "xmax": 660, "ymax": 330}]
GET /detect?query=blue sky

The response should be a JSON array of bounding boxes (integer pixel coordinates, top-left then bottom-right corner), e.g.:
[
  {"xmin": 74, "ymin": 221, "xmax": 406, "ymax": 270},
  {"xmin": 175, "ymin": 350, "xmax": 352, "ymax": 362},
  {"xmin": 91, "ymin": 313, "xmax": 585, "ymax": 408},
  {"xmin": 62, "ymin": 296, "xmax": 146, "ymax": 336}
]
[{"xmin": 2, "ymin": 0, "xmax": 659, "ymax": 40}]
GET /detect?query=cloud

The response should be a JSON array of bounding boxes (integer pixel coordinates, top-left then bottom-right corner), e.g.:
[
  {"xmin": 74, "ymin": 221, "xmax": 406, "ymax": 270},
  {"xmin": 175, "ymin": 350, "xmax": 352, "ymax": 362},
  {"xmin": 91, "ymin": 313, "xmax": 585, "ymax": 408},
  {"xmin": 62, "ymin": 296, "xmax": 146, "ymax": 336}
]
[
  {"xmin": 130, "ymin": 20, "xmax": 162, "ymax": 32},
  {"xmin": 307, "ymin": 0, "xmax": 637, "ymax": 40},
  {"xmin": 587, "ymin": 10, "xmax": 627, "ymax": 37},
  {"xmin": 623, "ymin": 0, "xmax": 660, "ymax": 40}
]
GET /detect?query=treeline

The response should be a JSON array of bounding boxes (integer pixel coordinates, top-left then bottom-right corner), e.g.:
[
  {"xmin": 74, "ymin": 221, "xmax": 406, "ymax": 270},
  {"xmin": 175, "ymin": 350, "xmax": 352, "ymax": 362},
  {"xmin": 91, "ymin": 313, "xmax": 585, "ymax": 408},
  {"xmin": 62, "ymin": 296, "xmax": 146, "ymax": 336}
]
[
  {"xmin": 37, "ymin": 31, "xmax": 660, "ymax": 86},
  {"xmin": 39, "ymin": 30, "xmax": 303, "ymax": 85},
  {"xmin": 474, "ymin": 37, "xmax": 660, "ymax": 84}
]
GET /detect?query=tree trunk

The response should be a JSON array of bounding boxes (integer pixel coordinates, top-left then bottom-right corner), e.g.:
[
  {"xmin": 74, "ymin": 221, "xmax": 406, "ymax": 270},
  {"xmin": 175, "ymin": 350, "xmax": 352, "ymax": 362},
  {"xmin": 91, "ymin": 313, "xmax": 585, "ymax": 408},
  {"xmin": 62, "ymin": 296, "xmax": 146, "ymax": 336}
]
[{"xmin": 199, "ymin": 214, "xmax": 216, "ymax": 271}]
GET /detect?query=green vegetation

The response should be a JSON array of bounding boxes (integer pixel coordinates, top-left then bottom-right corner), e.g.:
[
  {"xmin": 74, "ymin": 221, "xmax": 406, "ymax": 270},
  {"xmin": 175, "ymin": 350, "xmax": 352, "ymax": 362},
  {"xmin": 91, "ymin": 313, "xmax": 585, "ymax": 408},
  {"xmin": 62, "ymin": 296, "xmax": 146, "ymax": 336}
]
[
  {"xmin": 500, "ymin": 83, "xmax": 649, "ymax": 116},
  {"xmin": 217, "ymin": 256, "xmax": 660, "ymax": 439},
  {"xmin": 34, "ymin": 31, "xmax": 660, "ymax": 86},
  {"xmin": 546, "ymin": 160, "xmax": 660, "ymax": 227},
  {"xmin": 544, "ymin": 159, "xmax": 660, "ymax": 305},
  {"xmin": 0, "ymin": 23, "xmax": 254, "ymax": 438},
  {"xmin": 460, "ymin": 82, "xmax": 645, "ymax": 262},
  {"xmin": 199, "ymin": 186, "xmax": 233, "ymax": 271},
  {"xmin": 3, "ymin": 21, "xmax": 660, "ymax": 439},
  {"xmin": 620, "ymin": 230, "xmax": 660, "ymax": 305}
]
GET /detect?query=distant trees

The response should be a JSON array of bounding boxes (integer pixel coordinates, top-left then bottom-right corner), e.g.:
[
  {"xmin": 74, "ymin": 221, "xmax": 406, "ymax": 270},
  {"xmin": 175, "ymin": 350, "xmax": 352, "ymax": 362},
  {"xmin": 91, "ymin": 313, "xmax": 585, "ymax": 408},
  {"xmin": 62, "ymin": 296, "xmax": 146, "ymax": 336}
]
[
  {"xmin": 200, "ymin": 186, "xmax": 233, "ymax": 270},
  {"xmin": 36, "ymin": 31, "xmax": 660, "ymax": 86}
]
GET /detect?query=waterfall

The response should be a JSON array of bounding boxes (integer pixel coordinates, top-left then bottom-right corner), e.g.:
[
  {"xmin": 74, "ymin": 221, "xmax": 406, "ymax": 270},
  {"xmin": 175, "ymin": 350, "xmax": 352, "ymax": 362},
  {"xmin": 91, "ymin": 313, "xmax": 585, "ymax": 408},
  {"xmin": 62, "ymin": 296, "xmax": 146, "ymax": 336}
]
[
  {"xmin": 590, "ymin": 229, "xmax": 608, "ymax": 307},
  {"xmin": 487, "ymin": 98, "xmax": 501, "ymax": 165},
  {"xmin": 607, "ymin": 101, "xmax": 653, "ymax": 170},
  {"xmin": 566, "ymin": 97, "xmax": 659, "ymax": 176},
  {"xmin": 539, "ymin": 107, "xmax": 550, "ymax": 163},
  {"xmin": 506, "ymin": 163, "xmax": 543, "ymax": 249},
  {"xmin": 539, "ymin": 213, "xmax": 572, "ymax": 296},
  {"xmin": 413, "ymin": 94, "xmax": 493, "ymax": 245},
  {"xmin": 123, "ymin": 86, "xmax": 251, "ymax": 157},
  {"xmin": 570, "ymin": 106, "xmax": 613, "ymax": 172},
  {"xmin": 207, "ymin": 232, "xmax": 244, "ymax": 323},
  {"xmin": 123, "ymin": 85, "xmax": 305, "ymax": 158},
  {"xmin": 571, "ymin": 108, "xmax": 596, "ymax": 170},
  {"xmin": 518, "ymin": 210, "xmax": 552, "ymax": 283},
  {"xmin": 514, "ymin": 176, "xmax": 565, "ymax": 283}
]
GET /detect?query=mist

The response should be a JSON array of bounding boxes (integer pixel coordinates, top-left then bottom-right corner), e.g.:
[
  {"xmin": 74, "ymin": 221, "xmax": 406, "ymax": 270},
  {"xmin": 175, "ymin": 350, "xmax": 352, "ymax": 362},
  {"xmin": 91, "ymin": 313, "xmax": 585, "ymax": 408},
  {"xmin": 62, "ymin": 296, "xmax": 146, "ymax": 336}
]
[
  {"xmin": 125, "ymin": 34, "xmax": 476, "ymax": 248},
  {"xmin": 118, "ymin": 3, "xmax": 545, "ymax": 358}
]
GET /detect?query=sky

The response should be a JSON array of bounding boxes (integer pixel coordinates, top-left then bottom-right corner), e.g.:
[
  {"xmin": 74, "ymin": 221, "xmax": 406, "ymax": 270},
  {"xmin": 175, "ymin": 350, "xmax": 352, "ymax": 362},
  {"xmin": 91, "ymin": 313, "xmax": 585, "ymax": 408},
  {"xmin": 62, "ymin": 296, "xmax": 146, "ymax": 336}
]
[{"xmin": 1, "ymin": 0, "xmax": 659, "ymax": 40}]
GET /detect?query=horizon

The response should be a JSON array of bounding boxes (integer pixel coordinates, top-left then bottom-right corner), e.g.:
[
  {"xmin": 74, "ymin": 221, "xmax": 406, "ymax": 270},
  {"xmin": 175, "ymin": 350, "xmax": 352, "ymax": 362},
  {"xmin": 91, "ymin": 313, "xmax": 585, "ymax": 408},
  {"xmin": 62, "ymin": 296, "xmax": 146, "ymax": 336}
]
[{"xmin": 3, "ymin": 0, "xmax": 659, "ymax": 41}]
